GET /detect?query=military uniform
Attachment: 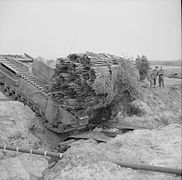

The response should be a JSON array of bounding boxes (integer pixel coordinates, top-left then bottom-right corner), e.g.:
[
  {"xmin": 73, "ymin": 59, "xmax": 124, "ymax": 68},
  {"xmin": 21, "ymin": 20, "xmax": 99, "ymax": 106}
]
[
  {"xmin": 153, "ymin": 69, "xmax": 158, "ymax": 86},
  {"xmin": 158, "ymin": 69, "xmax": 164, "ymax": 88},
  {"xmin": 147, "ymin": 69, "xmax": 154, "ymax": 88}
]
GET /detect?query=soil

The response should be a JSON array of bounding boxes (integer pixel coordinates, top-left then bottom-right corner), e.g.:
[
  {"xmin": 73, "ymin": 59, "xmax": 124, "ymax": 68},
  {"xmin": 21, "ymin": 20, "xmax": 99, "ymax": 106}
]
[
  {"xmin": 42, "ymin": 77, "xmax": 182, "ymax": 180},
  {"xmin": 0, "ymin": 74, "xmax": 181, "ymax": 180},
  {"xmin": 43, "ymin": 123, "xmax": 181, "ymax": 180},
  {"xmin": 0, "ymin": 92, "xmax": 51, "ymax": 179}
]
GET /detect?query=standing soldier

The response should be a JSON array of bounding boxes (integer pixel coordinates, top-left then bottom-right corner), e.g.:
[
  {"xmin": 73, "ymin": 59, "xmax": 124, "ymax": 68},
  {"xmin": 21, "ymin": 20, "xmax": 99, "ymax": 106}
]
[
  {"xmin": 147, "ymin": 68, "xmax": 154, "ymax": 88},
  {"xmin": 158, "ymin": 66, "xmax": 164, "ymax": 88},
  {"xmin": 153, "ymin": 66, "xmax": 158, "ymax": 87}
]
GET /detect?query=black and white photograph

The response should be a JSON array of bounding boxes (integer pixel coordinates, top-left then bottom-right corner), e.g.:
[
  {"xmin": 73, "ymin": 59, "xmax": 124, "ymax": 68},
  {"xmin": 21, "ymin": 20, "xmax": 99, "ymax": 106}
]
[{"xmin": 0, "ymin": 0, "xmax": 181, "ymax": 179}]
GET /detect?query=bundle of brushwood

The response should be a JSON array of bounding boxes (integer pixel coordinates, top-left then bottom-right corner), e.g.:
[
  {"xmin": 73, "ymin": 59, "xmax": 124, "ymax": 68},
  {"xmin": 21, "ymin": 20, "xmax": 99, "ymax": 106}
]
[{"xmin": 48, "ymin": 52, "xmax": 140, "ymax": 119}]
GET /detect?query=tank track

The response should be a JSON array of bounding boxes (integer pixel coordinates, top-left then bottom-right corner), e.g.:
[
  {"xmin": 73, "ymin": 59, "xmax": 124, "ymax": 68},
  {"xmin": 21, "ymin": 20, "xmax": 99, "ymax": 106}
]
[
  {"xmin": 0, "ymin": 57, "xmax": 83, "ymax": 134},
  {"xmin": 0, "ymin": 57, "xmax": 49, "ymax": 94}
]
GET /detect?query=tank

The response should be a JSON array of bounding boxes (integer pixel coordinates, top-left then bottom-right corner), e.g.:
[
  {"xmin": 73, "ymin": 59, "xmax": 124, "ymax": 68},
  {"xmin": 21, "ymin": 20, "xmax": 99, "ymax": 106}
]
[{"xmin": 0, "ymin": 55, "xmax": 89, "ymax": 133}]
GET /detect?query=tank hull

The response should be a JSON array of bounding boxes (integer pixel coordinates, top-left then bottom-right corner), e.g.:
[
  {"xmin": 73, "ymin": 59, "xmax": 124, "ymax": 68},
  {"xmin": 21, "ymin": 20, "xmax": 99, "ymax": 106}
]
[{"xmin": 0, "ymin": 56, "xmax": 89, "ymax": 133}]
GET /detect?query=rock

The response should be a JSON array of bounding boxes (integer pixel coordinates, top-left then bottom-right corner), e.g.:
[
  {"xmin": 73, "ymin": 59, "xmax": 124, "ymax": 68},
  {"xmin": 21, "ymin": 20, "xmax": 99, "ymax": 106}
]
[{"xmin": 43, "ymin": 124, "xmax": 181, "ymax": 180}]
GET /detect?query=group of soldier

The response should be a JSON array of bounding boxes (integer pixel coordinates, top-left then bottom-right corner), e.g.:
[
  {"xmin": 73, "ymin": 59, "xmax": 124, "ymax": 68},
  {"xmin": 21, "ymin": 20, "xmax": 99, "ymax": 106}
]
[{"xmin": 149, "ymin": 66, "xmax": 164, "ymax": 88}]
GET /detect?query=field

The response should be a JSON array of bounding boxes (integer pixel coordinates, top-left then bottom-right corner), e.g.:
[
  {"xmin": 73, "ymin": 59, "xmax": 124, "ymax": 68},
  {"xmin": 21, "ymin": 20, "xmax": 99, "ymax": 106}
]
[
  {"xmin": 151, "ymin": 65, "xmax": 181, "ymax": 79},
  {"xmin": 149, "ymin": 60, "xmax": 181, "ymax": 67},
  {"xmin": 165, "ymin": 77, "xmax": 181, "ymax": 87}
]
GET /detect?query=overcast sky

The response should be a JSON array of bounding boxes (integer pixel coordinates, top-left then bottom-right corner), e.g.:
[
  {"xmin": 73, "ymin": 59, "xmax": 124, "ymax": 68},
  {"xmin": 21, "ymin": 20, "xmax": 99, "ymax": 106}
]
[{"xmin": 0, "ymin": 0, "xmax": 181, "ymax": 60}]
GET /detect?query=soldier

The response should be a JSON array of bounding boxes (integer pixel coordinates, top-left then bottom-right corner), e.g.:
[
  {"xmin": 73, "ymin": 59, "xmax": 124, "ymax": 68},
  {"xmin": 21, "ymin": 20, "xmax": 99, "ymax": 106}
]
[
  {"xmin": 147, "ymin": 68, "xmax": 154, "ymax": 88},
  {"xmin": 153, "ymin": 66, "xmax": 158, "ymax": 87},
  {"xmin": 158, "ymin": 66, "xmax": 164, "ymax": 88}
]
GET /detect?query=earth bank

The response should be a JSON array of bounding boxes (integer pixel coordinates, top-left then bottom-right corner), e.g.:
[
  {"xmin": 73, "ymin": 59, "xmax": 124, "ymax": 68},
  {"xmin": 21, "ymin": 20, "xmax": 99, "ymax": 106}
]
[
  {"xmin": 43, "ymin": 123, "xmax": 181, "ymax": 180},
  {"xmin": 0, "ymin": 78, "xmax": 181, "ymax": 180},
  {"xmin": 42, "ymin": 84, "xmax": 181, "ymax": 180},
  {"xmin": 0, "ymin": 92, "xmax": 50, "ymax": 180}
]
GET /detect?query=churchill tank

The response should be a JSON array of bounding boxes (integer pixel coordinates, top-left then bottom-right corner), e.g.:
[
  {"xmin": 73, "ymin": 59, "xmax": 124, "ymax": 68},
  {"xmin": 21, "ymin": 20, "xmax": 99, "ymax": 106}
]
[
  {"xmin": 0, "ymin": 54, "xmax": 89, "ymax": 133},
  {"xmin": 0, "ymin": 52, "xmax": 140, "ymax": 134}
]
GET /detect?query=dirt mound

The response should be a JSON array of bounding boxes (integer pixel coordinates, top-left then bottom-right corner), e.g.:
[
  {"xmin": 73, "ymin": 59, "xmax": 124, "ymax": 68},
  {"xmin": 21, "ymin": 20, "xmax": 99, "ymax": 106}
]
[
  {"xmin": 0, "ymin": 154, "xmax": 48, "ymax": 180},
  {"xmin": 0, "ymin": 100, "xmax": 49, "ymax": 180},
  {"xmin": 0, "ymin": 101, "xmax": 38, "ymax": 146},
  {"xmin": 43, "ymin": 123, "xmax": 181, "ymax": 180},
  {"xmin": 116, "ymin": 86, "xmax": 181, "ymax": 129}
]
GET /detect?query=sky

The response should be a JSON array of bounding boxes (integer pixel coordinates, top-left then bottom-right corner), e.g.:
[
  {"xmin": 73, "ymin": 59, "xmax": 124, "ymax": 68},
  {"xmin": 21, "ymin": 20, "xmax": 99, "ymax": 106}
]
[{"xmin": 0, "ymin": 0, "xmax": 181, "ymax": 60}]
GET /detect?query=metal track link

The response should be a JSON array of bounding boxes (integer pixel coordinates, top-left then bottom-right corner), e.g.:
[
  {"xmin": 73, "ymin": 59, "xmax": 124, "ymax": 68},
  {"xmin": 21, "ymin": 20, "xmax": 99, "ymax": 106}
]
[{"xmin": 0, "ymin": 58, "xmax": 49, "ymax": 94}]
